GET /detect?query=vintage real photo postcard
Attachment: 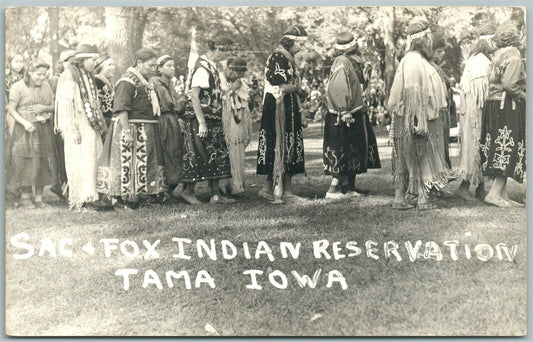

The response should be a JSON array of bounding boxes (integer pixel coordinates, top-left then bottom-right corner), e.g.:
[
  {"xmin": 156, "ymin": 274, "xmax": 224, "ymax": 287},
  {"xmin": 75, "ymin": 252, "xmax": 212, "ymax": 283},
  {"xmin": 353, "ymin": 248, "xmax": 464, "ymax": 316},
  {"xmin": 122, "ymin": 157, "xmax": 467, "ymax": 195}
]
[{"xmin": 4, "ymin": 5, "xmax": 526, "ymax": 336}]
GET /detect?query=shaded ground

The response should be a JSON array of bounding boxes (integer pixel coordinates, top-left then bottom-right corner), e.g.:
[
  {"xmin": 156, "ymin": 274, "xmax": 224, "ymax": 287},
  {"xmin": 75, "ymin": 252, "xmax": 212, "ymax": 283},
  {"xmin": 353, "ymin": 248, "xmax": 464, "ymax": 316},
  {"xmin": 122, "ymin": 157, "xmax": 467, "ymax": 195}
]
[{"xmin": 5, "ymin": 122, "xmax": 526, "ymax": 336}]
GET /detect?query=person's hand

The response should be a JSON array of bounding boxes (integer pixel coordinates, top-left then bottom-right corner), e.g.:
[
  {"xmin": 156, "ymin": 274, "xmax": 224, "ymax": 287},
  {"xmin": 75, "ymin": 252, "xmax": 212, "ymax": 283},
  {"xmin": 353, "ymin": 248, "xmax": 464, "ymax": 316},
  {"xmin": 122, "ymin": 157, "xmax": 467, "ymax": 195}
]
[
  {"xmin": 198, "ymin": 121, "xmax": 208, "ymax": 138},
  {"xmin": 73, "ymin": 131, "xmax": 81, "ymax": 144},
  {"xmin": 342, "ymin": 113, "xmax": 355, "ymax": 127},
  {"xmin": 297, "ymin": 86, "xmax": 308, "ymax": 99},
  {"xmin": 230, "ymin": 80, "xmax": 242, "ymax": 93},
  {"xmin": 25, "ymin": 105, "xmax": 44, "ymax": 115},
  {"xmin": 23, "ymin": 121, "xmax": 36, "ymax": 133}
]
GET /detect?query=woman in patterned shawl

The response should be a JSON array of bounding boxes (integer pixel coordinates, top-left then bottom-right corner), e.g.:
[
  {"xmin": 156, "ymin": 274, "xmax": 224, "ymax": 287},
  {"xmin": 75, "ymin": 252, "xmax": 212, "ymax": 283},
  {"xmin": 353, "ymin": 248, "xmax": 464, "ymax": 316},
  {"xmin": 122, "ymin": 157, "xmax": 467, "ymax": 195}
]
[
  {"xmin": 94, "ymin": 54, "xmax": 116, "ymax": 132},
  {"xmin": 323, "ymin": 31, "xmax": 381, "ymax": 200},
  {"xmin": 179, "ymin": 32, "xmax": 235, "ymax": 204},
  {"xmin": 387, "ymin": 20, "xmax": 452, "ymax": 210},
  {"xmin": 151, "ymin": 54, "xmax": 186, "ymax": 198},
  {"xmin": 8, "ymin": 60, "xmax": 58, "ymax": 208},
  {"xmin": 454, "ymin": 25, "xmax": 497, "ymax": 202},
  {"xmin": 96, "ymin": 48, "xmax": 167, "ymax": 209},
  {"xmin": 55, "ymin": 44, "xmax": 109, "ymax": 211},
  {"xmin": 256, "ymin": 25, "xmax": 308, "ymax": 204},
  {"xmin": 479, "ymin": 25, "xmax": 526, "ymax": 207}
]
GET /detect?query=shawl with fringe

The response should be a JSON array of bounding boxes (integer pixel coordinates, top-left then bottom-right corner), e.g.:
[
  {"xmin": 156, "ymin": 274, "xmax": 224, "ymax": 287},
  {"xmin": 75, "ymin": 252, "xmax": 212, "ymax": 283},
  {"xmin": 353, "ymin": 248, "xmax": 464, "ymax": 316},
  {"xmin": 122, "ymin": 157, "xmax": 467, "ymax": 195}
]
[{"xmin": 387, "ymin": 50, "xmax": 447, "ymax": 135}]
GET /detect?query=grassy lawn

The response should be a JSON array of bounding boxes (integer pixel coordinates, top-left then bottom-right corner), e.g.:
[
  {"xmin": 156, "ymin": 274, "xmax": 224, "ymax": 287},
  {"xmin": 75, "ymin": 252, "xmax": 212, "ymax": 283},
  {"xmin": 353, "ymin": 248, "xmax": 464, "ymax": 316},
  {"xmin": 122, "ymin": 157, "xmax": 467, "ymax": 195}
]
[{"xmin": 5, "ymin": 122, "xmax": 526, "ymax": 336}]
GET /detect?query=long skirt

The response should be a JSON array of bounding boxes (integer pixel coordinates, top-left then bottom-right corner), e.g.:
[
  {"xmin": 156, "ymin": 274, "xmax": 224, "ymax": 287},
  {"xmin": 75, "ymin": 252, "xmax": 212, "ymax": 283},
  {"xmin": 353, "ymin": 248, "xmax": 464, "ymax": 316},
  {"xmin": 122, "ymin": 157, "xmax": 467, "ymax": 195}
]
[
  {"xmin": 257, "ymin": 93, "xmax": 305, "ymax": 176},
  {"xmin": 323, "ymin": 111, "xmax": 381, "ymax": 178},
  {"xmin": 64, "ymin": 117, "xmax": 103, "ymax": 209},
  {"xmin": 457, "ymin": 95, "xmax": 484, "ymax": 187},
  {"xmin": 9, "ymin": 120, "xmax": 58, "ymax": 187},
  {"xmin": 393, "ymin": 111, "xmax": 452, "ymax": 194},
  {"xmin": 180, "ymin": 117, "xmax": 231, "ymax": 182},
  {"xmin": 480, "ymin": 97, "xmax": 526, "ymax": 183},
  {"xmin": 159, "ymin": 114, "xmax": 184, "ymax": 189},
  {"xmin": 96, "ymin": 120, "xmax": 167, "ymax": 199}
]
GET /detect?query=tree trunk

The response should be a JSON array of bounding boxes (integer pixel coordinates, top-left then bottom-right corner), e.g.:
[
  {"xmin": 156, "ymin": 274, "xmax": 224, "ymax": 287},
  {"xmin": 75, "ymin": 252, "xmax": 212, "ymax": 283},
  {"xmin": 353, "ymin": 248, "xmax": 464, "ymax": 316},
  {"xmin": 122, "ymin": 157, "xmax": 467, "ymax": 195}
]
[
  {"xmin": 381, "ymin": 6, "xmax": 396, "ymax": 98},
  {"xmin": 132, "ymin": 8, "xmax": 149, "ymax": 54},
  {"xmin": 48, "ymin": 7, "xmax": 59, "ymax": 74},
  {"xmin": 105, "ymin": 7, "xmax": 136, "ymax": 83}
]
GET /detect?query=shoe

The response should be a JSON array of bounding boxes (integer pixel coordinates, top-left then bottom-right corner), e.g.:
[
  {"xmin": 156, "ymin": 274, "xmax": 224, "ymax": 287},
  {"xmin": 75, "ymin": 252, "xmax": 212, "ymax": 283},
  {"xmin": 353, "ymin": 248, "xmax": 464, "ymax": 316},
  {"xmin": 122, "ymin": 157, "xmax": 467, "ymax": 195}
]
[
  {"xmin": 344, "ymin": 191, "xmax": 362, "ymax": 198},
  {"xmin": 181, "ymin": 191, "xmax": 201, "ymax": 204},
  {"xmin": 392, "ymin": 201, "xmax": 415, "ymax": 210},
  {"xmin": 258, "ymin": 189, "xmax": 274, "ymax": 201},
  {"xmin": 325, "ymin": 191, "xmax": 349, "ymax": 200},
  {"xmin": 33, "ymin": 200, "xmax": 50, "ymax": 208},
  {"xmin": 454, "ymin": 188, "xmax": 477, "ymax": 202},
  {"xmin": 416, "ymin": 202, "xmax": 441, "ymax": 210},
  {"xmin": 50, "ymin": 185, "xmax": 66, "ymax": 200},
  {"xmin": 281, "ymin": 193, "xmax": 307, "ymax": 202},
  {"xmin": 352, "ymin": 187, "xmax": 370, "ymax": 195},
  {"xmin": 404, "ymin": 193, "xmax": 418, "ymax": 206},
  {"xmin": 20, "ymin": 198, "xmax": 36, "ymax": 209},
  {"xmin": 210, "ymin": 194, "xmax": 235, "ymax": 204}
]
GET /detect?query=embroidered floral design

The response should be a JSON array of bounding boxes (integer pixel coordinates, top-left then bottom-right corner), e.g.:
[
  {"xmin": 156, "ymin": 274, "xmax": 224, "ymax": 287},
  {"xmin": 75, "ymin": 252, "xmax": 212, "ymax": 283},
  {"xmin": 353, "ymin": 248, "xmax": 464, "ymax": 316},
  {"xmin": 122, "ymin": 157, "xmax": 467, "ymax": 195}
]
[
  {"xmin": 480, "ymin": 132, "xmax": 491, "ymax": 171},
  {"xmin": 492, "ymin": 126, "xmax": 514, "ymax": 170},
  {"xmin": 134, "ymin": 124, "xmax": 148, "ymax": 194},
  {"xmin": 274, "ymin": 62, "xmax": 288, "ymax": 82},
  {"xmin": 514, "ymin": 140, "xmax": 525, "ymax": 178},
  {"xmin": 324, "ymin": 146, "xmax": 341, "ymax": 174},
  {"xmin": 257, "ymin": 129, "xmax": 267, "ymax": 165}
]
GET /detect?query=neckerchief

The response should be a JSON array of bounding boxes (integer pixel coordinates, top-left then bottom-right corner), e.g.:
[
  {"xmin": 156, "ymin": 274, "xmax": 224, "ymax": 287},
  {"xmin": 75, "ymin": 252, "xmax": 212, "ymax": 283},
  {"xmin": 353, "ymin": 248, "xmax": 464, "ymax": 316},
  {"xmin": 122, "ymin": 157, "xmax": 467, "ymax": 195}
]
[{"xmin": 127, "ymin": 66, "xmax": 161, "ymax": 117}]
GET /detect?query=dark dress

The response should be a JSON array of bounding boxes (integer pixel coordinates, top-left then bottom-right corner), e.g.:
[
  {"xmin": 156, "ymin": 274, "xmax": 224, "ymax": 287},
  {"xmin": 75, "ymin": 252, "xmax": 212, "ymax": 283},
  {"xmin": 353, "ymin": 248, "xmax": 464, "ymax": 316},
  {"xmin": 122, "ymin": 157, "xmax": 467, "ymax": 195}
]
[
  {"xmin": 96, "ymin": 69, "xmax": 167, "ymax": 199},
  {"xmin": 480, "ymin": 46, "xmax": 526, "ymax": 183},
  {"xmin": 256, "ymin": 47, "xmax": 305, "ymax": 176},
  {"xmin": 180, "ymin": 55, "xmax": 231, "ymax": 182},
  {"xmin": 95, "ymin": 75, "xmax": 114, "ymax": 129},
  {"xmin": 151, "ymin": 75, "xmax": 185, "ymax": 189},
  {"xmin": 323, "ymin": 54, "xmax": 380, "ymax": 178},
  {"xmin": 8, "ymin": 80, "xmax": 59, "ymax": 187}
]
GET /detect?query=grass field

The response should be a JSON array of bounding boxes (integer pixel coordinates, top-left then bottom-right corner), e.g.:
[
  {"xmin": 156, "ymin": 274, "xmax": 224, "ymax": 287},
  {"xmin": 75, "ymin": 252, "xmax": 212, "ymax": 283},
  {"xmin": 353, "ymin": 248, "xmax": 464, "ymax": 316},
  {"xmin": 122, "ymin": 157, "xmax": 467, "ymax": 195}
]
[{"xmin": 5, "ymin": 122, "xmax": 526, "ymax": 336}]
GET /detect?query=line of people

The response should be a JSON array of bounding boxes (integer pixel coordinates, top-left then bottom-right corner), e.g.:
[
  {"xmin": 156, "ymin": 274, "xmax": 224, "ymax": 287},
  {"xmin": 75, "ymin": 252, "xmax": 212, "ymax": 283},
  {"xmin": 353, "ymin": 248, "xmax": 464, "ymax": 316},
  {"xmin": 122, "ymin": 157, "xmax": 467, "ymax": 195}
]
[{"xmin": 5, "ymin": 22, "xmax": 525, "ymax": 211}]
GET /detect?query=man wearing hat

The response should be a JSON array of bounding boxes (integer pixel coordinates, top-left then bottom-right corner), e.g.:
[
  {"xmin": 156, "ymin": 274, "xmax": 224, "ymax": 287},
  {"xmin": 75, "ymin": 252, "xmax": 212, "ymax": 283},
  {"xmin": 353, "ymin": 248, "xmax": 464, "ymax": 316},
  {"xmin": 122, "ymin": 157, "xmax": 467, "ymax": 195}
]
[
  {"xmin": 55, "ymin": 43, "xmax": 109, "ymax": 211},
  {"xmin": 256, "ymin": 25, "xmax": 309, "ymax": 204},
  {"xmin": 219, "ymin": 57, "xmax": 253, "ymax": 196},
  {"xmin": 387, "ymin": 20, "xmax": 451, "ymax": 210},
  {"xmin": 323, "ymin": 31, "xmax": 381, "ymax": 200}
]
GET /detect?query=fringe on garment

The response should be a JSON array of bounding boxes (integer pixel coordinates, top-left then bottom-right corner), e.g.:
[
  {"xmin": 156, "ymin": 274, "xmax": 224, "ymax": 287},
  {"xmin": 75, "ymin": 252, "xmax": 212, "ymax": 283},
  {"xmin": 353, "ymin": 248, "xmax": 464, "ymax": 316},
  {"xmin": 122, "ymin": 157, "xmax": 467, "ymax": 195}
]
[
  {"xmin": 397, "ymin": 86, "xmax": 438, "ymax": 135},
  {"xmin": 273, "ymin": 97, "xmax": 286, "ymax": 200},
  {"xmin": 462, "ymin": 76, "xmax": 489, "ymax": 110}
]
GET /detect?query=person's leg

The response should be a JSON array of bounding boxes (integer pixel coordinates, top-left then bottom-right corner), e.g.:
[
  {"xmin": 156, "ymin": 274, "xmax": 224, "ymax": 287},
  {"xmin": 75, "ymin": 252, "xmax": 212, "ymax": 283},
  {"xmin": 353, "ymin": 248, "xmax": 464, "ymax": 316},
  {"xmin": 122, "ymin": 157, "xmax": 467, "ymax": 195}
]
[
  {"xmin": 20, "ymin": 186, "xmax": 36, "ymax": 208},
  {"xmin": 392, "ymin": 180, "xmax": 413, "ymax": 210},
  {"xmin": 455, "ymin": 180, "xmax": 476, "ymax": 201},
  {"xmin": 181, "ymin": 182, "xmax": 200, "ymax": 204},
  {"xmin": 499, "ymin": 178, "xmax": 524, "ymax": 207},
  {"xmin": 484, "ymin": 176, "xmax": 511, "ymax": 207},
  {"xmin": 210, "ymin": 179, "xmax": 235, "ymax": 204},
  {"xmin": 475, "ymin": 182, "xmax": 486, "ymax": 200},
  {"xmin": 258, "ymin": 175, "xmax": 274, "ymax": 201}
]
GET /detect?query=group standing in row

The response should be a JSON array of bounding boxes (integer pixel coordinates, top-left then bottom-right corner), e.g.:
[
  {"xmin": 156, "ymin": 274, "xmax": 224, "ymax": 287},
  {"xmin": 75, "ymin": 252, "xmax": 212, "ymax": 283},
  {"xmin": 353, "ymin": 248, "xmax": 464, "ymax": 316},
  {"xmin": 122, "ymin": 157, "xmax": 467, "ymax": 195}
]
[{"xmin": 5, "ymin": 22, "xmax": 525, "ymax": 211}]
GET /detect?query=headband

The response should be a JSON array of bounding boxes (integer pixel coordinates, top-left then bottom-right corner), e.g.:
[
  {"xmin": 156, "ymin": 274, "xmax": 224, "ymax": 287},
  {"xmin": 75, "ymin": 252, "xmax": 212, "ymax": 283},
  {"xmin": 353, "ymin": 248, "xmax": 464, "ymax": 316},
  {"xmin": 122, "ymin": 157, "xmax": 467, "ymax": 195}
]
[
  {"xmin": 157, "ymin": 55, "xmax": 173, "ymax": 66},
  {"xmin": 283, "ymin": 35, "xmax": 308, "ymax": 41},
  {"xmin": 408, "ymin": 27, "xmax": 431, "ymax": 40},
  {"xmin": 96, "ymin": 57, "xmax": 113, "ymax": 69},
  {"xmin": 479, "ymin": 34, "xmax": 495, "ymax": 40},
  {"xmin": 335, "ymin": 39, "xmax": 357, "ymax": 50},
  {"xmin": 75, "ymin": 52, "xmax": 99, "ymax": 59}
]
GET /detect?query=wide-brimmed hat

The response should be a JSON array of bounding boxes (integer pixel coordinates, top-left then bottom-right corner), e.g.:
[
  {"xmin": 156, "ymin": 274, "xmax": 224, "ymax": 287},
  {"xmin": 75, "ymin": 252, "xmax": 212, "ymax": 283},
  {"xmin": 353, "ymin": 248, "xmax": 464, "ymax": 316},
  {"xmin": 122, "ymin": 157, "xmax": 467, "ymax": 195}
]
[
  {"xmin": 335, "ymin": 32, "xmax": 357, "ymax": 50},
  {"xmin": 74, "ymin": 44, "xmax": 99, "ymax": 59},
  {"xmin": 282, "ymin": 25, "xmax": 308, "ymax": 41},
  {"xmin": 59, "ymin": 49, "xmax": 76, "ymax": 62}
]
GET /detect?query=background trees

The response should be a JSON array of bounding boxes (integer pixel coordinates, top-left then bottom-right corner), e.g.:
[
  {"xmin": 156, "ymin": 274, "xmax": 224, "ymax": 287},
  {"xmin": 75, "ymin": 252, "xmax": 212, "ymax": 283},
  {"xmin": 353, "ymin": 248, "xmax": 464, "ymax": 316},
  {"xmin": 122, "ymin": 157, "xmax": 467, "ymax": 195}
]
[{"xmin": 5, "ymin": 6, "xmax": 524, "ymax": 90}]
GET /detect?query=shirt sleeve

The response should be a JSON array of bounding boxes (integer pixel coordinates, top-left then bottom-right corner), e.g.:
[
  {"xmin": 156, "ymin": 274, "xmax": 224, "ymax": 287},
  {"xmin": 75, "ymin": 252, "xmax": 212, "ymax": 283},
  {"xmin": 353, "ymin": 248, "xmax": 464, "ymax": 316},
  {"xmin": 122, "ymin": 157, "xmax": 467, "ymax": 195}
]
[
  {"xmin": 191, "ymin": 67, "xmax": 210, "ymax": 89},
  {"xmin": 8, "ymin": 81, "xmax": 23, "ymax": 106},
  {"xmin": 502, "ymin": 56, "xmax": 524, "ymax": 98},
  {"xmin": 265, "ymin": 52, "xmax": 290, "ymax": 86},
  {"xmin": 113, "ymin": 79, "xmax": 135, "ymax": 114}
]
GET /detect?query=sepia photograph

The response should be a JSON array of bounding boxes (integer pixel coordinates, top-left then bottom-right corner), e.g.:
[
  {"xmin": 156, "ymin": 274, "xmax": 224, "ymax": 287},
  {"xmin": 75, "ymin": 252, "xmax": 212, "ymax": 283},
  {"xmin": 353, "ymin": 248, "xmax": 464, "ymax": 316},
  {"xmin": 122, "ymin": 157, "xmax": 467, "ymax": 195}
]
[{"xmin": 3, "ymin": 5, "xmax": 527, "ymax": 336}]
